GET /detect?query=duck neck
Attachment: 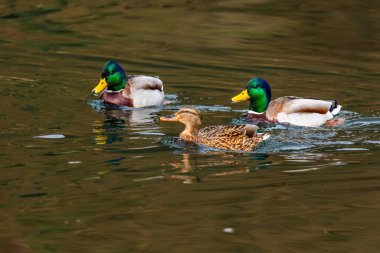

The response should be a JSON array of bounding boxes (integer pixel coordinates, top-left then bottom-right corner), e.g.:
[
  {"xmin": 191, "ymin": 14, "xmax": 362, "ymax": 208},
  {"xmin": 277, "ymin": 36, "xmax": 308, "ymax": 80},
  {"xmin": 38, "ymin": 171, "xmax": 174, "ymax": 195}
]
[
  {"xmin": 249, "ymin": 96, "xmax": 269, "ymax": 114},
  {"xmin": 180, "ymin": 123, "xmax": 199, "ymax": 141},
  {"xmin": 109, "ymin": 80, "xmax": 127, "ymax": 92}
]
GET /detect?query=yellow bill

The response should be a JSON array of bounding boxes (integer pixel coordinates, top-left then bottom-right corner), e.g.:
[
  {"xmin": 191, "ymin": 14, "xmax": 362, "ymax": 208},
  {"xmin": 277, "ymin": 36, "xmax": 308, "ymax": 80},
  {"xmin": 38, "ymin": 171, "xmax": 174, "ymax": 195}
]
[
  {"xmin": 92, "ymin": 78, "xmax": 107, "ymax": 94},
  {"xmin": 231, "ymin": 89, "xmax": 250, "ymax": 102}
]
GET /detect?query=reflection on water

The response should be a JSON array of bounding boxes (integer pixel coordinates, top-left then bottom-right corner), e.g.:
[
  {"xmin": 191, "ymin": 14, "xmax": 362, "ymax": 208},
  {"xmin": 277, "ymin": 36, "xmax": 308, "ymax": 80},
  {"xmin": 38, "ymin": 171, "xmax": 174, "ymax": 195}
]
[
  {"xmin": 157, "ymin": 151, "xmax": 276, "ymax": 184},
  {"xmin": 90, "ymin": 101, "xmax": 167, "ymax": 144},
  {"xmin": 162, "ymin": 152, "xmax": 251, "ymax": 184},
  {"xmin": 89, "ymin": 100, "xmax": 162, "ymax": 124},
  {"xmin": 1, "ymin": 0, "xmax": 380, "ymax": 252}
]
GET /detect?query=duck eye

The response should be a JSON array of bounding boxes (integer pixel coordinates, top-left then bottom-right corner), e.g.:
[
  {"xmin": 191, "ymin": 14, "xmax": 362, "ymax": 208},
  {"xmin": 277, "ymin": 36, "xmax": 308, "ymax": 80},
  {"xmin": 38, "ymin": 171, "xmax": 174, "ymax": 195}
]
[
  {"xmin": 253, "ymin": 85, "xmax": 258, "ymax": 88},
  {"xmin": 101, "ymin": 71, "xmax": 109, "ymax": 78}
]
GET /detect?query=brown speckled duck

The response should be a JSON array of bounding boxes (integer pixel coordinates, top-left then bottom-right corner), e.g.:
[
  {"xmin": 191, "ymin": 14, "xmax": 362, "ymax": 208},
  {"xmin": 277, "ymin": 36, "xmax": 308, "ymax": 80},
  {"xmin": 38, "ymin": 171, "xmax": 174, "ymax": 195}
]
[
  {"xmin": 231, "ymin": 78, "xmax": 344, "ymax": 127},
  {"xmin": 91, "ymin": 61, "xmax": 164, "ymax": 107},
  {"xmin": 160, "ymin": 108, "xmax": 269, "ymax": 151}
]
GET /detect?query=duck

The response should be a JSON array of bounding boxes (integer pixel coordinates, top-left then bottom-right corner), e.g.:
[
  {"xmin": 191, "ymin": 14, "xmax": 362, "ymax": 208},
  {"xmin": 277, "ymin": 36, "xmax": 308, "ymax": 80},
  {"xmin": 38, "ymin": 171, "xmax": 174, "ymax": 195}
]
[
  {"xmin": 91, "ymin": 61, "xmax": 164, "ymax": 107},
  {"xmin": 231, "ymin": 78, "xmax": 344, "ymax": 127},
  {"xmin": 160, "ymin": 108, "xmax": 269, "ymax": 151}
]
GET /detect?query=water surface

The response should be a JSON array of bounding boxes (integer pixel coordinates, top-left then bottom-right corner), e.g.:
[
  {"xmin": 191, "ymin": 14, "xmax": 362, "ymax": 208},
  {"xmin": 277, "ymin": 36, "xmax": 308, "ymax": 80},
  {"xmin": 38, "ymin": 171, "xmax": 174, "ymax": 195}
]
[{"xmin": 1, "ymin": 1, "xmax": 380, "ymax": 252}]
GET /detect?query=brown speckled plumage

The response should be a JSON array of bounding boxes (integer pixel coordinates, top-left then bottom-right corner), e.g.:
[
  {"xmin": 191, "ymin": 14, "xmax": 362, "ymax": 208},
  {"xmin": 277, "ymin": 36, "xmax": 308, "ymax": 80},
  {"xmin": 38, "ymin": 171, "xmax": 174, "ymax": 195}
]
[
  {"xmin": 196, "ymin": 125, "xmax": 266, "ymax": 151},
  {"xmin": 160, "ymin": 108, "xmax": 268, "ymax": 151}
]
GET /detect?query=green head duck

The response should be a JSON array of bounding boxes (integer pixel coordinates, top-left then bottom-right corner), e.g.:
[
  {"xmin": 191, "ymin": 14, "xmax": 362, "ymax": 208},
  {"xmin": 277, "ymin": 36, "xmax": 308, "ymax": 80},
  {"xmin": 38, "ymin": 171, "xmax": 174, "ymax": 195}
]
[
  {"xmin": 231, "ymin": 78, "xmax": 272, "ymax": 113},
  {"xmin": 92, "ymin": 61, "xmax": 127, "ymax": 94}
]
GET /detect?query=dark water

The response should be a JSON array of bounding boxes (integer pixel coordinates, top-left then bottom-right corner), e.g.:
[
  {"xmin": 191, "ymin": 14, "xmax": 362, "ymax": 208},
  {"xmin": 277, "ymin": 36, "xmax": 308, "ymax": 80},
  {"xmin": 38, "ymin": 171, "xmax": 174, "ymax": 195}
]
[{"xmin": 1, "ymin": 1, "xmax": 380, "ymax": 252}]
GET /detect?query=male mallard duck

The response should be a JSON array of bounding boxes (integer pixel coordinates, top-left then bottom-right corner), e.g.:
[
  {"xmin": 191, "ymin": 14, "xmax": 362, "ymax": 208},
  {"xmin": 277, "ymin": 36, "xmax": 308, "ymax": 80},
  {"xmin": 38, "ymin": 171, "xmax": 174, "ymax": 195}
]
[
  {"xmin": 231, "ymin": 78, "xmax": 343, "ymax": 127},
  {"xmin": 160, "ymin": 108, "xmax": 269, "ymax": 151},
  {"xmin": 91, "ymin": 61, "xmax": 164, "ymax": 107}
]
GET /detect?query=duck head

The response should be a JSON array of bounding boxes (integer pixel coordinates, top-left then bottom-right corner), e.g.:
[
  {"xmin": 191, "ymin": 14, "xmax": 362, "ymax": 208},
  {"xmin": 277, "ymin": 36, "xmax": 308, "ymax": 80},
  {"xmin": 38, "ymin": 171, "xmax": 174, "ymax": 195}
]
[
  {"xmin": 160, "ymin": 108, "xmax": 202, "ymax": 140},
  {"xmin": 92, "ymin": 61, "xmax": 127, "ymax": 94},
  {"xmin": 231, "ymin": 78, "xmax": 272, "ymax": 113}
]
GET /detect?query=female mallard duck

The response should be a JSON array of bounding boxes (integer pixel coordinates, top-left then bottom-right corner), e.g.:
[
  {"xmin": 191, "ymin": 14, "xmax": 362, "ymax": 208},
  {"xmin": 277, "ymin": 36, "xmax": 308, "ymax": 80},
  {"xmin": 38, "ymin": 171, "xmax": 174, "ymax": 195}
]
[
  {"xmin": 91, "ymin": 61, "xmax": 164, "ymax": 107},
  {"xmin": 231, "ymin": 78, "xmax": 344, "ymax": 127},
  {"xmin": 160, "ymin": 108, "xmax": 269, "ymax": 151}
]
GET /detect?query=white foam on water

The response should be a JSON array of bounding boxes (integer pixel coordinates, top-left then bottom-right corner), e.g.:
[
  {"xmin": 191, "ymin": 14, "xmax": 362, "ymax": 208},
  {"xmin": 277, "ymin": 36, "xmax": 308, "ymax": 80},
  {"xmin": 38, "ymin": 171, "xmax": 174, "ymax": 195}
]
[{"xmin": 284, "ymin": 167, "xmax": 320, "ymax": 173}]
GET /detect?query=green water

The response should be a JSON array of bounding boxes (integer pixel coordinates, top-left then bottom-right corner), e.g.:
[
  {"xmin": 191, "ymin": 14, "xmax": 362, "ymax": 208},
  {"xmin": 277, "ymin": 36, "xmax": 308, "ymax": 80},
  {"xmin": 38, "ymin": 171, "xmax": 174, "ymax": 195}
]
[{"xmin": 1, "ymin": 1, "xmax": 380, "ymax": 252}]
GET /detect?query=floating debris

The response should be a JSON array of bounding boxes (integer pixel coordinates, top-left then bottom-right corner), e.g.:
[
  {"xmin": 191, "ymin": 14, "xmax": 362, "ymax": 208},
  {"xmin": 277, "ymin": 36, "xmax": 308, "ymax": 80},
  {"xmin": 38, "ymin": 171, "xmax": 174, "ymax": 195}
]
[
  {"xmin": 33, "ymin": 134, "xmax": 65, "ymax": 139},
  {"xmin": 68, "ymin": 161, "xmax": 81, "ymax": 164},
  {"xmin": 284, "ymin": 167, "xmax": 320, "ymax": 173},
  {"xmin": 223, "ymin": 227, "xmax": 235, "ymax": 233},
  {"xmin": 132, "ymin": 176, "xmax": 164, "ymax": 182}
]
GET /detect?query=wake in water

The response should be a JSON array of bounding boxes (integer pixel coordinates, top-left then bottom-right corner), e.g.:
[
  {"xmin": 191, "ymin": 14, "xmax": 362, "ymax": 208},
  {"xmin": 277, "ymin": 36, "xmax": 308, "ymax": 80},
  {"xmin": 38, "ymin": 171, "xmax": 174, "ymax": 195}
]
[
  {"xmin": 88, "ymin": 94, "xmax": 379, "ymax": 154},
  {"xmin": 250, "ymin": 110, "xmax": 380, "ymax": 153},
  {"xmin": 160, "ymin": 110, "xmax": 380, "ymax": 154}
]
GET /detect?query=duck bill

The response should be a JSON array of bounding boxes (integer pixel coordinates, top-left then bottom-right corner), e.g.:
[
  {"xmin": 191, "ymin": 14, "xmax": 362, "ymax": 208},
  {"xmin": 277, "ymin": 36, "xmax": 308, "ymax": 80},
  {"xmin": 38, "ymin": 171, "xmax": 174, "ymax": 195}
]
[
  {"xmin": 231, "ymin": 89, "xmax": 250, "ymax": 103},
  {"xmin": 92, "ymin": 78, "xmax": 107, "ymax": 94},
  {"xmin": 160, "ymin": 115, "xmax": 178, "ymax": 122}
]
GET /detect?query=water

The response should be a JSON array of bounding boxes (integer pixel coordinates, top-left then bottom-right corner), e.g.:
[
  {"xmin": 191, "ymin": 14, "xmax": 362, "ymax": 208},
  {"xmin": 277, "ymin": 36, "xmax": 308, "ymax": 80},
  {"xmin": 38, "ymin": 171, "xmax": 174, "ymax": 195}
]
[{"xmin": 1, "ymin": 1, "xmax": 380, "ymax": 252}]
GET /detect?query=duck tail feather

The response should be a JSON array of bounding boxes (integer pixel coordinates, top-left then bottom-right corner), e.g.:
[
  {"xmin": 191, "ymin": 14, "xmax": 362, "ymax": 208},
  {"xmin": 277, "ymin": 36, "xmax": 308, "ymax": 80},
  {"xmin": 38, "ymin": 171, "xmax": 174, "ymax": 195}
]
[
  {"xmin": 243, "ymin": 125, "xmax": 259, "ymax": 138},
  {"xmin": 331, "ymin": 105, "xmax": 342, "ymax": 115}
]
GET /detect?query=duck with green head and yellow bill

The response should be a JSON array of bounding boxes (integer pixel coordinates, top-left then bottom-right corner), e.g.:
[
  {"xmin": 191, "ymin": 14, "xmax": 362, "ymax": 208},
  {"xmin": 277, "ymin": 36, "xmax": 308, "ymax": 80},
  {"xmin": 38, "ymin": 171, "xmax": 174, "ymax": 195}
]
[
  {"xmin": 91, "ymin": 61, "xmax": 164, "ymax": 107},
  {"xmin": 231, "ymin": 78, "xmax": 344, "ymax": 127},
  {"xmin": 160, "ymin": 107, "xmax": 270, "ymax": 151}
]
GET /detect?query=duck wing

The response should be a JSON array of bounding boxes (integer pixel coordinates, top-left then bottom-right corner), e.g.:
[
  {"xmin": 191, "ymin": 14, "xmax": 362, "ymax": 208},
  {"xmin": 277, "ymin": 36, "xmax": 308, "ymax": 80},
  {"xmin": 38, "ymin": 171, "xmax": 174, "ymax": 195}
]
[
  {"xmin": 198, "ymin": 124, "xmax": 266, "ymax": 151},
  {"xmin": 127, "ymin": 75, "xmax": 163, "ymax": 91},
  {"xmin": 199, "ymin": 124, "xmax": 256, "ymax": 138},
  {"xmin": 267, "ymin": 96, "xmax": 342, "ymax": 127},
  {"xmin": 127, "ymin": 75, "xmax": 164, "ymax": 108}
]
